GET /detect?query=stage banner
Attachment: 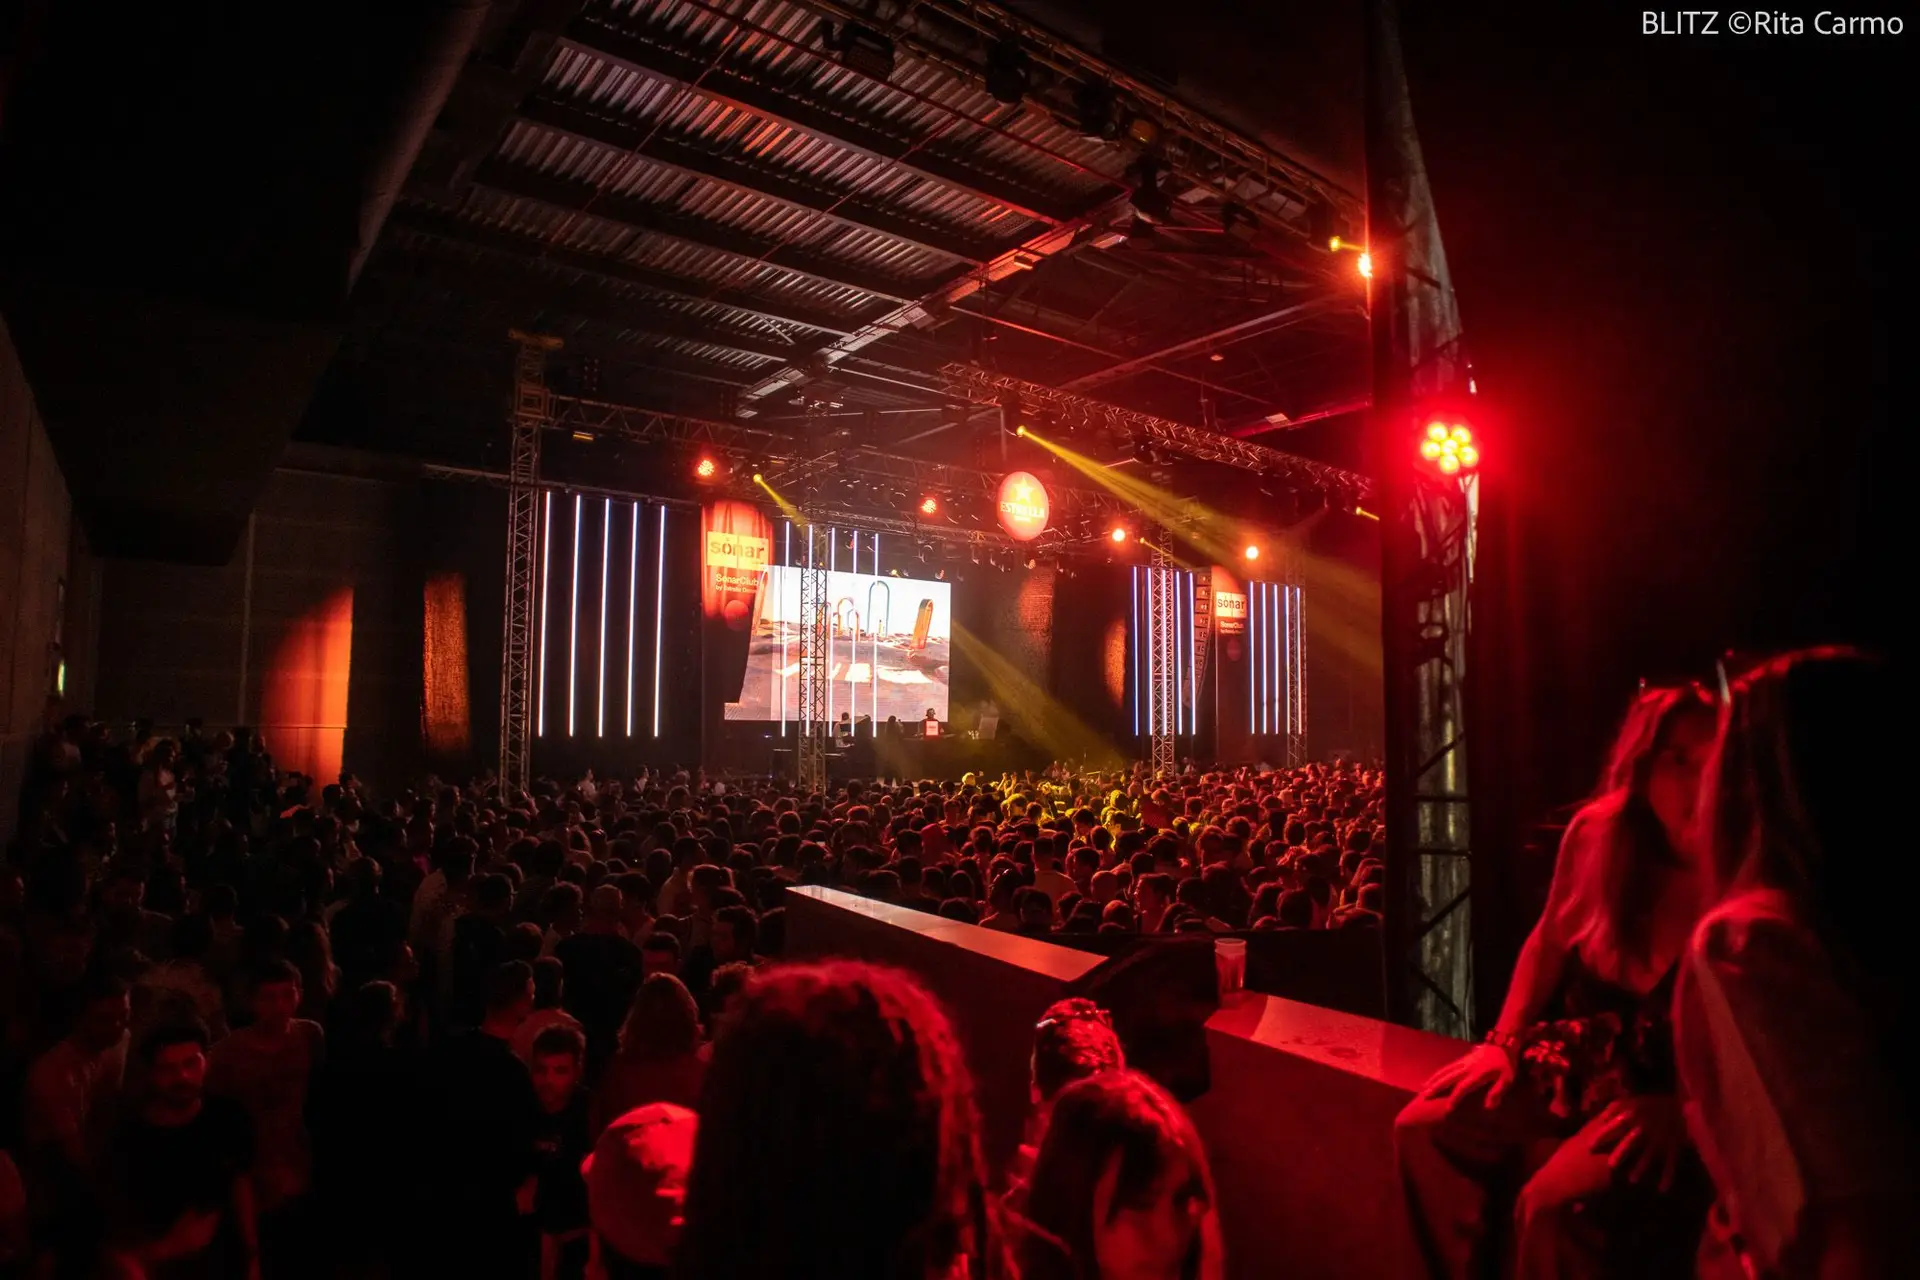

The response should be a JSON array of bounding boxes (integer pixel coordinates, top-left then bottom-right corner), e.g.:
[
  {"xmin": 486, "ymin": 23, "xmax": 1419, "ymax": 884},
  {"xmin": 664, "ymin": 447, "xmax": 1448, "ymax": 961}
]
[
  {"xmin": 702, "ymin": 500, "xmax": 771, "ymax": 702},
  {"xmin": 1212, "ymin": 567, "xmax": 1248, "ymax": 635}
]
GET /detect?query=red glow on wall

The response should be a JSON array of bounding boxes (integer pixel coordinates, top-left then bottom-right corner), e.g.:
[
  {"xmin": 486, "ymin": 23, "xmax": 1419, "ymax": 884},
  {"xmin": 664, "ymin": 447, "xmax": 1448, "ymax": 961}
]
[
  {"xmin": 422, "ymin": 573, "xmax": 471, "ymax": 757},
  {"xmin": 260, "ymin": 588, "xmax": 354, "ymax": 784}
]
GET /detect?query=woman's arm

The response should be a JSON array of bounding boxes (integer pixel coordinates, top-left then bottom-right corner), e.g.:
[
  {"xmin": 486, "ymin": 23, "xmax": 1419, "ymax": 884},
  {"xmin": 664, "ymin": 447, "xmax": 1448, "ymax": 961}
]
[{"xmin": 1488, "ymin": 809, "xmax": 1591, "ymax": 1038}]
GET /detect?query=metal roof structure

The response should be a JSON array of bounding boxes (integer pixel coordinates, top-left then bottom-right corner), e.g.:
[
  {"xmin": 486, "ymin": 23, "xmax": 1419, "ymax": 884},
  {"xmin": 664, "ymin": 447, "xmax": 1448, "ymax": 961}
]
[{"xmin": 324, "ymin": 0, "xmax": 1373, "ymax": 534}]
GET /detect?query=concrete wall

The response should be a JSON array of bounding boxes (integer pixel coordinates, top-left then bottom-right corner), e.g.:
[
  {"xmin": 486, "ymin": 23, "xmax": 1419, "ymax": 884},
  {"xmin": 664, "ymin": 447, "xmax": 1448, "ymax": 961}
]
[
  {"xmin": 0, "ymin": 316, "xmax": 75, "ymax": 844},
  {"xmin": 91, "ymin": 451, "xmax": 424, "ymax": 791},
  {"xmin": 784, "ymin": 887, "xmax": 1464, "ymax": 1280}
]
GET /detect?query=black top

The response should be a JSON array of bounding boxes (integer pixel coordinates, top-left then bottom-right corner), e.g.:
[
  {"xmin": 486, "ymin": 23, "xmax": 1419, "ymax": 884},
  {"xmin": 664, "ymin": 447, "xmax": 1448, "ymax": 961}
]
[
  {"xmin": 106, "ymin": 1097, "xmax": 255, "ymax": 1276},
  {"xmin": 427, "ymin": 1030, "xmax": 540, "ymax": 1214},
  {"xmin": 531, "ymin": 1089, "xmax": 592, "ymax": 1234}
]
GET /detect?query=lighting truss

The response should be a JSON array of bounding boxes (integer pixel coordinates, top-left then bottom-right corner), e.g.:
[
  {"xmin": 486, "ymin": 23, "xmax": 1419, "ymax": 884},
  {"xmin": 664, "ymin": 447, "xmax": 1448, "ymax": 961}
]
[
  {"xmin": 547, "ymin": 395, "xmax": 1131, "ymax": 548},
  {"xmin": 795, "ymin": 523, "xmax": 832, "ymax": 793},
  {"xmin": 937, "ymin": 365, "xmax": 1375, "ymax": 500},
  {"xmin": 500, "ymin": 330, "xmax": 561, "ymax": 796},
  {"xmin": 1145, "ymin": 546, "xmax": 1180, "ymax": 779}
]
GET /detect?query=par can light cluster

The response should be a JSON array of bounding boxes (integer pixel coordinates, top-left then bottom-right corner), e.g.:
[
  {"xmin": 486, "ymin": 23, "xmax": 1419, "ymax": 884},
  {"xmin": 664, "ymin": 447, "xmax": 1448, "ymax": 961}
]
[{"xmin": 1419, "ymin": 421, "xmax": 1479, "ymax": 475}]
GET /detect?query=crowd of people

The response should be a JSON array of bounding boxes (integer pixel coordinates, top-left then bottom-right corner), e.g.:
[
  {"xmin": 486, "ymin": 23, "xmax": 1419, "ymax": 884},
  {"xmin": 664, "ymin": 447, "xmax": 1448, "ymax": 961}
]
[{"xmin": 0, "ymin": 645, "xmax": 1908, "ymax": 1278}]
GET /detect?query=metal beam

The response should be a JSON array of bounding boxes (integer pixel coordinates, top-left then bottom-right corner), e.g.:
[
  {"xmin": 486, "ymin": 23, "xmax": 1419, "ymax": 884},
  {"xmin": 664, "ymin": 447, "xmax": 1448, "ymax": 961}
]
[
  {"xmin": 559, "ymin": 19, "xmax": 1080, "ymax": 227},
  {"xmin": 940, "ymin": 364, "xmax": 1374, "ymax": 498},
  {"xmin": 467, "ymin": 157, "xmax": 937, "ymax": 305},
  {"xmin": 385, "ymin": 203, "xmax": 865, "ymax": 337},
  {"xmin": 1060, "ymin": 297, "xmax": 1350, "ymax": 391},
  {"xmin": 384, "ymin": 244, "xmax": 824, "ymax": 364},
  {"xmin": 518, "ymin": 95, "xmax": 997, "ymax": 265}
]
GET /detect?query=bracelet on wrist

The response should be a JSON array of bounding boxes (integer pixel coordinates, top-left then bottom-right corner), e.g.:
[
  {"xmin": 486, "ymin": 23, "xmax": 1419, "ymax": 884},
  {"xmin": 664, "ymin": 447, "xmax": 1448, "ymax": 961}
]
[{"xmin": 1483, "ymin": 1029, "xmax": 1520, "ymax": 1052}]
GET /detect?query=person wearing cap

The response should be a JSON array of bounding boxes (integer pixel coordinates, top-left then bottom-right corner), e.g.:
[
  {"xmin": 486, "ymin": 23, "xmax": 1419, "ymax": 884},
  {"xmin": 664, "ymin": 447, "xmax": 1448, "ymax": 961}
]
[{"xmin": 583, "ymin": 1102, "xmax": 697, "ymax": 1280}]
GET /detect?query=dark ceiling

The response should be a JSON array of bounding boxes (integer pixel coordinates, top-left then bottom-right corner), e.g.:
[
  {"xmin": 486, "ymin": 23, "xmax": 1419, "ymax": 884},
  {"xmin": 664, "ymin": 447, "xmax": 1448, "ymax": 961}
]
[
  {"xmin": 308, "ymin": 0, "xmax": 1374, "ymax": 536},
  {"xmin": 0, "ymin": 0, "xmax": 1374, "ymax": 562}
]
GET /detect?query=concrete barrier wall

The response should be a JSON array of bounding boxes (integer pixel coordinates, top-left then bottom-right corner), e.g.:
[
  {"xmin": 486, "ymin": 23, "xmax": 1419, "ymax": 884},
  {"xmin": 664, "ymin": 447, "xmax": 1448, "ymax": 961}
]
[{"xmin": 784, "ymin": 887, "xmax": 1466, "ymax": 1280}]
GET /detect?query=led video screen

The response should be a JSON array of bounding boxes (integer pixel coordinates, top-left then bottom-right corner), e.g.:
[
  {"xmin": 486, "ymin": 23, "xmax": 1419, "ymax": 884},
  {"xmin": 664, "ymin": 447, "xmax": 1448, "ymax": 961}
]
[{"xmin": 724, "ymin": 567, "xmax": 951, "ymax": 725}]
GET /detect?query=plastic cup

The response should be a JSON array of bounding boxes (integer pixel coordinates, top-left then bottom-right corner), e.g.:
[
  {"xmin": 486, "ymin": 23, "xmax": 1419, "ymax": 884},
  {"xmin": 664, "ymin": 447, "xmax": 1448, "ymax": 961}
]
[{"xmin": 1214, "ymin": 937, "xmax": 1248, "ymax": 997}]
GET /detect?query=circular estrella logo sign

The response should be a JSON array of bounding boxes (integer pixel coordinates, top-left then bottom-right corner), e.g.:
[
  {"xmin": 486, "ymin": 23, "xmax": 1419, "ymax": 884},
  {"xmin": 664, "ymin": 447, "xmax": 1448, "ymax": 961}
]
[{"xmin": 996, "ymin": 470, "xmax": 1050, "ymax": 541}]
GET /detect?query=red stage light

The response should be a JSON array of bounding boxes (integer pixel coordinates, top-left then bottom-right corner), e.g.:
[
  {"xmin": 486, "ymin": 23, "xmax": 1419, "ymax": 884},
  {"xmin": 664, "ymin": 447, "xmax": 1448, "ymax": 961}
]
[
  {"xmin": 1110, "ymin": 525, "xmax": 1129, "ymax": 544},
  {"xmin": 1418, "ymin": 417, "xmax": 1480, "ymax": 477},
  {"xmin": 1357, "ymin": 252, "xmax": 1373, "ymax": 279},
  {"xmin": 1244, "ymin": 544, "xmax": 1260, "ymax": 561},
  {"xmin": 695, "ymin": 456, "xmax": 719, "ymax": 480},
  {"xmin": 920, "ymin": 495, "xmax": 939, "ymax": 516}
]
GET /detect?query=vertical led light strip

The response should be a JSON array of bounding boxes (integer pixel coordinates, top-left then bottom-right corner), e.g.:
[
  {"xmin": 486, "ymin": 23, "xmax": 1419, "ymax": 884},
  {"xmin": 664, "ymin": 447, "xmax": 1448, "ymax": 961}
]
[
  {"xmin": 1280, "ymin": 582, "xmax": 1291, "ymax": 739},
  {"xmin": 1175, "ymin": 568, "xmax": 1190, "ymax": 729},
  {"xmin": 870, "ymin": 533, "xmax": 880, "ymax": 717},
  {"xmin": 568, "ymin": 494, "xmax": 581, "ymax": 737},
  {"xmin": 780, "ymin": 521, "xmax": 791, "ymax": 736},
  {"xmin": 848, "ymin": 529, "xmax": 858, "ymax": 724},
  {"xmin": 1174, "ymin": 570, "xmax": 1186, "ymax": 736},
  {"xmin": 1271, "ymin": 583, "xmax": 1282, "ymax": 737},
  {"xmin": 1130, "ymin": 568, "xmax": 1141, "ymax": 737},
  {"xmin": 1254, "ymin": 582, "xmax": 1264, "ymax": 736},
  {"xmin": 1246, "ymin": 579, "xmax": 1256, "ymax": 736},
  {"xmin": 537, "ymin": 492, "xmax": 552, "ymax": 736},
  {"xmin": 1268, "ymin": 582, "xmax": 1279, "ymax": 736},
  {"xmin": 626, "ymin": 503, "xmax": 638, "ymax": 736},
  {"xmin": 652, "ymin": 504, "xmax": 665, "ymax": 737},
  {"xmin": 597, "ymin": 498, "xmax": 610, "ymax": 737}
]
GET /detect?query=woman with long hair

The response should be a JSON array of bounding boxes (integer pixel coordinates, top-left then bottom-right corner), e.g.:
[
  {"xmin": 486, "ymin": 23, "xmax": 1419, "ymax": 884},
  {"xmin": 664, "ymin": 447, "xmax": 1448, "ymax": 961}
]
[
  {"xmin": 1678, "ymin": 648, "xmax": 1913, "ymax": 1278},
  {"xmin": 593, "ymin": 973, "xmax": 705, "ymax": 1133},
  {"xmin": 674, "ymin": 961, "xmax": 1010, "ymax": 1280},
  {"xmin": 1015, "ymin": 1071, "xmax": 1223, "ymax": 1280},
  {"xmin": 1395, "ymin": 683, "xmax": 1718, "ymax": 1278}
]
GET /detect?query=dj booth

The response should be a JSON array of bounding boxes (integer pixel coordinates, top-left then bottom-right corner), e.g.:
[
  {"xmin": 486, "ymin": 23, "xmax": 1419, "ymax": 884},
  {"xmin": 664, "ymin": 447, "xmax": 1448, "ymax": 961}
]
[{"xmin": 757, "ymin": 725, "xmax": 1041, "ymax": 782}]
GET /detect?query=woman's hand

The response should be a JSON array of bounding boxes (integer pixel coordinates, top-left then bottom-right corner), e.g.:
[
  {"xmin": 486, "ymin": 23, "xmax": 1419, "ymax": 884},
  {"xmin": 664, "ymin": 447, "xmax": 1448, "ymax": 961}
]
[
  {"xmin": 1418, "ymin": 1043, "xmax": 1517, "ymax": 1112},
  {"xmin": 1589, "ymin": 1094, "xmax": 1688, "ymax": 1190}
]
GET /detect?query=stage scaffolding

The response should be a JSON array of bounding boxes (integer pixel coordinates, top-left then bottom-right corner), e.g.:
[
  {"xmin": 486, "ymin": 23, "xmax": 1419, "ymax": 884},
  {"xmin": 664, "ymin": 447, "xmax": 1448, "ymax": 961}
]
[
  {"xmin": 1145, "ymin": 546, "xmax": 1181, "ymax": 779},
  {"xmin": 794, "ymin": 523, "xmax": 832, "ymax": 792},
  {"xmin": 1369, "ymin": 0, "xmax": 1478, "ymax": 1038},
  {"xmin": 499, "ymin": 331, "xmax": 560, "ymax": 796}
]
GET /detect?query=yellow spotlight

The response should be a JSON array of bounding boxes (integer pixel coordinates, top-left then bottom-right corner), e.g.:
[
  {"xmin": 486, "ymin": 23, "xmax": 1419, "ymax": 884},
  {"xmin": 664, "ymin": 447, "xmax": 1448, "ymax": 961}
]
[
  {"xmin": 1109, "ymin": 525, "xmax": 1129, "ymax": 544},
  {"xmin": 1450, "ymin": 425, "xmax": 1473, "ymax": 445},
  {"xmin": 752, "ymin": 472, "xmax": 764, "ymax": 484},
  {"xmin": 1437, "ymin": 453, "xmax": 1461, "ymax": 475},
  {"xmin": 1243, "ymin": 544, "xmax": 1260, "ymax": 561},
  {"xmin": 1420, "ymin": 440, "xmax": 1443, "ymax": 460},
  {"xmin": 1427, "ymin": 422, "xmax": 1449, "ymax": 441},
  {"xmin": 1458, "ymin": 445, "xmax": 1479, "ymax": 468},
  {"xmin": 1329, "ymin": 235, "xmax": 1344, "ymax": 252},
  {"xmin": 1357, "ymin": 251, "xmax": 1374, "ymax": 279},
  {"xmin": 1015, "ymin": 424, "xmax": 1028, "ymax": 437}
]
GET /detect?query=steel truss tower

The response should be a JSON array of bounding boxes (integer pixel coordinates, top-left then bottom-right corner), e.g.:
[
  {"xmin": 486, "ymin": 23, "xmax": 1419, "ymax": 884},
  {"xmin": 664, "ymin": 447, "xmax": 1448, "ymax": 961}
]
[
  {"xmin": 794, "ymin": 523, "xmax": 832, "ymax": 793},
  {"xmin": 500, "ymin": 331, "xmax": 561, "ymax": 797},
  {"xmin": 1285, "ymin": 572, "xmax": 1308, "ymax": 768},
  {"xmin": 1369, "ymin": 0, "xmax": 1477, "ymax": 1037},
  {"xmin": 1145, "ymin": 546, "xmax": 1180, "ymax": 779}
]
